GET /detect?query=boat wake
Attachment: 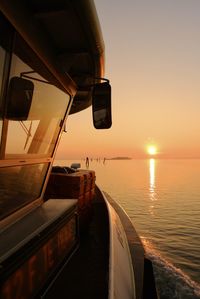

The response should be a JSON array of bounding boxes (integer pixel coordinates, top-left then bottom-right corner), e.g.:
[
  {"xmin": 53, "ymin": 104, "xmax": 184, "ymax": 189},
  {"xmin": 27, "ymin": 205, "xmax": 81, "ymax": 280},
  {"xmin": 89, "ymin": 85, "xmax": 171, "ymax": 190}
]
[{"xmin": 141, "ymin": 237, "xmax": 200, "ymax": 299}]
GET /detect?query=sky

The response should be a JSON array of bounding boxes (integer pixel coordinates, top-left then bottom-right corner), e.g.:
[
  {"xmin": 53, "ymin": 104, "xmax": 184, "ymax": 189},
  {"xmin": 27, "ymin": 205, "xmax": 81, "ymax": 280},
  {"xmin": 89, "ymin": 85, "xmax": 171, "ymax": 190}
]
[{"xmin": 56, "ymin": 0, "xmax": 200, "ymax": 159}]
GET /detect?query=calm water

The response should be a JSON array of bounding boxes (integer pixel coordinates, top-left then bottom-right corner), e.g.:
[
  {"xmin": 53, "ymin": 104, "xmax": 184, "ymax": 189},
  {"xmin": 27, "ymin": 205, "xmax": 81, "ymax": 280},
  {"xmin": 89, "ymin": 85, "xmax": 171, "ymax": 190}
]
[{"xmin": 55, "ymin": 159, "xmax": 200, "ymax": 299}]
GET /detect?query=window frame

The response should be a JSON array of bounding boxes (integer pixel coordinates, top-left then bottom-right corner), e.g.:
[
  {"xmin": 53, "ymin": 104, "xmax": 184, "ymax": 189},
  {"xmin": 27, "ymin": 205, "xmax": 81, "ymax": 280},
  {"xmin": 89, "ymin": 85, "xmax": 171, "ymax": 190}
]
[{"xmin": 0, "ymin": 17, "xmax": 74, "ymax": 226}]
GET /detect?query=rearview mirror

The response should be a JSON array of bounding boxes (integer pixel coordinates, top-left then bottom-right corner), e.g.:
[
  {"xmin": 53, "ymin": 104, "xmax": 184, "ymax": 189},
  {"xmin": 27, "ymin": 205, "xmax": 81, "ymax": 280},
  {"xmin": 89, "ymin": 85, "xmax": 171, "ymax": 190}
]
[
  {"xmin": 6, "ymin": 77, "xmax": 34, "ymax": 120},
  {"xmin": 92, "ymin": 82, "xmax": 112, "ymax": 129}
]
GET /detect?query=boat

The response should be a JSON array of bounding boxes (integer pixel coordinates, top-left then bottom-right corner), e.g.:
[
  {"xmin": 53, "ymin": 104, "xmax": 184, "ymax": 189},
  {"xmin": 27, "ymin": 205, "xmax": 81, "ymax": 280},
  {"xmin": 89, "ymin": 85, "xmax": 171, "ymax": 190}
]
[{"xmin": 0, "ymin": 1, "xmax": 158, "ymax": 298}]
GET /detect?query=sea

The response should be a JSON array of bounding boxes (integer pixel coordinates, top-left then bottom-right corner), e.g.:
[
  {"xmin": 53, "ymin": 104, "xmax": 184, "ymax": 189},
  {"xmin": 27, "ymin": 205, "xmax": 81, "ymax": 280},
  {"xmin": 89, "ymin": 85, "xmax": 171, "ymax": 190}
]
[{"xmin": 55, "ymin": 158, "xmax": 200, "ymax": 299}]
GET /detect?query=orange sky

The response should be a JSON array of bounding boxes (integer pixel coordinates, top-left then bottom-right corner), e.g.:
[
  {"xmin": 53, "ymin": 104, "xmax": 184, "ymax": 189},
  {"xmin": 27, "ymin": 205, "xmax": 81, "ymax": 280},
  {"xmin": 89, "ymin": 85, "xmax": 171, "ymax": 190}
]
[{"xmin": 56, "ymin": 0, "xmax": 200, "ymax": 160}]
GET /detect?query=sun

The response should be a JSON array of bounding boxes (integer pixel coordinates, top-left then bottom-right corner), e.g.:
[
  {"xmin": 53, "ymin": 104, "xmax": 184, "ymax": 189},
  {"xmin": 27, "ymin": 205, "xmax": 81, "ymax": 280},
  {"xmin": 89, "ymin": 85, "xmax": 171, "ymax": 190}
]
[{"xmin": 147, "ymin": 145, "xmax": 157, "ymax": 156}]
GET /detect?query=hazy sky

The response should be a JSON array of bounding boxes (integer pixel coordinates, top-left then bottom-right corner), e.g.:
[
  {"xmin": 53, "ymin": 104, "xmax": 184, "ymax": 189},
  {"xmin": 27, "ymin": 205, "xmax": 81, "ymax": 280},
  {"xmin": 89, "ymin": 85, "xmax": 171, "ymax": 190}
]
[{"xmin": 56, "ymin": 0, "xmax": 200, "ymax": 159}]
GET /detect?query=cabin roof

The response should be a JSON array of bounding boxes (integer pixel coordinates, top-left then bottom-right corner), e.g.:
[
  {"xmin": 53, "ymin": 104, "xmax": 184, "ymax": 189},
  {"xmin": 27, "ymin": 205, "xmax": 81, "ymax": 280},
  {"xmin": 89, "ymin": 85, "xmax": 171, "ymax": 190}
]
[{"xmin": 0, "ymin": 0, "xmax": 105, "ymax": 114}]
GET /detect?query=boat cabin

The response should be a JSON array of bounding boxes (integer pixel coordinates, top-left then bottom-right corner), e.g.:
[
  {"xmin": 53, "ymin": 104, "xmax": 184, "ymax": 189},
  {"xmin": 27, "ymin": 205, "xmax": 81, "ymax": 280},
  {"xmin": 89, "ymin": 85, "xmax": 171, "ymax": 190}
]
[{"xmin": 0, "ymin": 1, "xmax": 157, "ymax": 299}]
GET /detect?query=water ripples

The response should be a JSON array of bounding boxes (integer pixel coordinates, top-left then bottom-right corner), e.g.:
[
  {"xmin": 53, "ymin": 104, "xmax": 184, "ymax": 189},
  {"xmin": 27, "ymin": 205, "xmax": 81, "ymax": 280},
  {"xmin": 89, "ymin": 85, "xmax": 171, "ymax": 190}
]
[
  {"xmin": 56, "ymin": 159, "xmax": 200, "ymax": 298},
  {"xmin": 142, "ymin": 238, "xmax": 200, "ymax": 299}
]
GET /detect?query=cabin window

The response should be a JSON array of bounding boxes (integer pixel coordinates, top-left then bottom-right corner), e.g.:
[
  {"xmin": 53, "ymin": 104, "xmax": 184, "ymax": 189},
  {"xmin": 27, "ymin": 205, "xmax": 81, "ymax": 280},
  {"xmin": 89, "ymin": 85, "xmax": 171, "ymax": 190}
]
[
  {"xmin": 0, "ymin": 163, "xmax": 48, "ymax": 220},
  {"xmin": 4, "ymin": 55, "xmax": 70, "ymax": 158},
  {"xmin": 0, "ymin": 18, "xmax": 71, "ymax": 221}
]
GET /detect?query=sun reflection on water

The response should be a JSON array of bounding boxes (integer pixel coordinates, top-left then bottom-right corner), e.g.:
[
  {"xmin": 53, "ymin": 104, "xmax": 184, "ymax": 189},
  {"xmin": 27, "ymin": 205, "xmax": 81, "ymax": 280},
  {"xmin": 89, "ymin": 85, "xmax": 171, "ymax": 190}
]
[
  {"xmin": 150, "ymin": 159, "xmax": 155, "ymax": 193},
  {"xmin": 149, "ymin": 158, "xmax": 157, "ymax": 215}
]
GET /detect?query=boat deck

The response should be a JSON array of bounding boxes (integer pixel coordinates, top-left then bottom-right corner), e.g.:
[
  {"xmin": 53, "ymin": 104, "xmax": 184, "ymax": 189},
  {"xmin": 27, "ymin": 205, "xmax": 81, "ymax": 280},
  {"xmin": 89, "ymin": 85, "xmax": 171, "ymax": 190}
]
[{"xmin": 43, "ymin": 195, "xmax": 109, "ymax": 299}]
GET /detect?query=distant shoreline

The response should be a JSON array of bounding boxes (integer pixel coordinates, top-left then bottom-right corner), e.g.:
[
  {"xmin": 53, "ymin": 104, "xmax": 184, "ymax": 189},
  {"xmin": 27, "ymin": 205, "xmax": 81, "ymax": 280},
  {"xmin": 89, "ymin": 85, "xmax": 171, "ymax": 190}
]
[{"xmin": 108, "ymin": 157, "xmax": 132, "ymax": 160}]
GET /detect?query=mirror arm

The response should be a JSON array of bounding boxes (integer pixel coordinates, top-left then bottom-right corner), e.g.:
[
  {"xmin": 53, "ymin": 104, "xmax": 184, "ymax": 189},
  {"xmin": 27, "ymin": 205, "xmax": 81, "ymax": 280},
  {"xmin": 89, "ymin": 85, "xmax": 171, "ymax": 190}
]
[{"xmin": 20, "ymin": 71, "xmax": 52, "ymax": 85}]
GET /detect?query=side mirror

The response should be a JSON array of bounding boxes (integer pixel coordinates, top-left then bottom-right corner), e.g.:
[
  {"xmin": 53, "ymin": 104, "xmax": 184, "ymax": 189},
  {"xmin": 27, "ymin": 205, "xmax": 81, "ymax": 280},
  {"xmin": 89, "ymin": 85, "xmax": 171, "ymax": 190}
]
[
  {"xmin": 92, "ymin": 82, "xmax": 112, "ymax": 129},
  {"xmin": 6, "ymin": 77, "xmax": 34, "ymax": 120}
]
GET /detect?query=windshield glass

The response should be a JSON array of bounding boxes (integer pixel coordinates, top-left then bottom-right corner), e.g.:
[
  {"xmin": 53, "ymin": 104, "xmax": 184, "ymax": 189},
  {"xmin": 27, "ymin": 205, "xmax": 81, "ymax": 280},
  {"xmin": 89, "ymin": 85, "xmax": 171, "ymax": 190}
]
[
  {"xmin": 4, "ymin": 55, "xmax": 70, "ymax": 158},
  {"xmin": 0, "ymin": 163, "xmax": 48, "ymax": 220}
]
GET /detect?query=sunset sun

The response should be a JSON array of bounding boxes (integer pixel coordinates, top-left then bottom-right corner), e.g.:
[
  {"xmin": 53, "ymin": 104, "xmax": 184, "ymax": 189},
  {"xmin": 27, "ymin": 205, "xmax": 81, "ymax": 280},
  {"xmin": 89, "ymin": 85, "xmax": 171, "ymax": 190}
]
[{"xmin": 147, "ymin": 145, "xmax": 157, "ymax": 156}]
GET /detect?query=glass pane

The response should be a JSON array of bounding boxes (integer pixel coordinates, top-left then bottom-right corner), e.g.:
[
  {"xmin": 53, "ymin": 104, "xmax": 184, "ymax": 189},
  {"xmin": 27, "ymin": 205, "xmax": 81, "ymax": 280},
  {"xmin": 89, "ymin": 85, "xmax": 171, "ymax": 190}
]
[
  {"xmin": 0, "ymin": 163, "xmax": 48, "ymax": 220},
  {"xmin": 5, "ymin": 55, "xmax": 70, "ymax": 158}
]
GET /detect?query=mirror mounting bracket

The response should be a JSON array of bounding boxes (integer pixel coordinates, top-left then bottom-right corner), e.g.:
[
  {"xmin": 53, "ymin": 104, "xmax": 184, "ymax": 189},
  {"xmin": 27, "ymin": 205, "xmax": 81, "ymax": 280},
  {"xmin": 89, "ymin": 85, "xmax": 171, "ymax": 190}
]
[{"xmin": 94, "ymin": 77, "xmax": 110, "ymax": 84}]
